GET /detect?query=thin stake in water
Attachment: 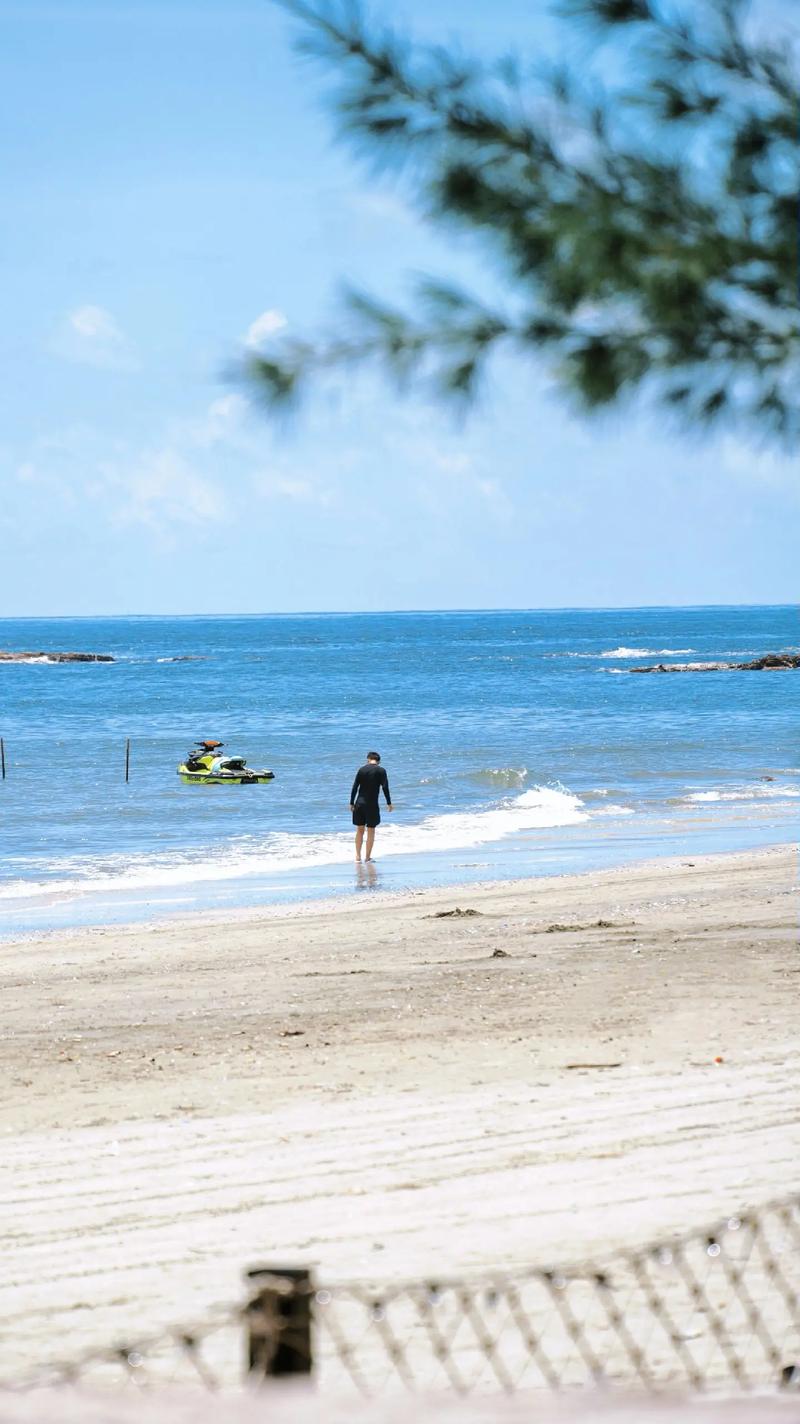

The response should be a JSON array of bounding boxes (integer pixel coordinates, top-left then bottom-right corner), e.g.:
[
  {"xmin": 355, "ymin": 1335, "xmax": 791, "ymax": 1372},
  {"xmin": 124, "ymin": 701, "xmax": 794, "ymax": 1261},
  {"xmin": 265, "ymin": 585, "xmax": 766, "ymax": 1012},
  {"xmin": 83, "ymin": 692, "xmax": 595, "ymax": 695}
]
[
  {"xmin": 0, "ymin": 737, "xmax": 5, "ymax": 780},
  {"xmin": 125, "ymin": 738, "xmax": 130, "ymax": 784}
]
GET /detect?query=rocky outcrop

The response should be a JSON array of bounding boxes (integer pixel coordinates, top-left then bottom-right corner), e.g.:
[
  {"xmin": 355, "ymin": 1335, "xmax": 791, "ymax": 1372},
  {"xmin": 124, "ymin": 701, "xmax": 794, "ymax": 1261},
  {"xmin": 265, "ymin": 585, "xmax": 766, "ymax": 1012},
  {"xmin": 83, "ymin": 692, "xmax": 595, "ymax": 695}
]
[
  {"xmin": 0, "ymin": 651, "xmax": 115, "ymax": 663},
  {"xmin": 742, "ymin": 654, "xmax": 800, "ymax": 669},
  {"xmin": 630, "ymin": 654, "xmax": 800, "ymax": 673}
]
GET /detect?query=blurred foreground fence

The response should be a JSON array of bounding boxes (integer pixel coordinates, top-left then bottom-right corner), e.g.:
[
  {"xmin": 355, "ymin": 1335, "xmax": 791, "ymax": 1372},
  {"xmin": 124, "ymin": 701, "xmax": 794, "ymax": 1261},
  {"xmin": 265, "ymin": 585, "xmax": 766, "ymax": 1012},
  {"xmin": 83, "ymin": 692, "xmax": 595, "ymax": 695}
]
[{"xmin": 4, "ymin": 1195, "xmax": 800, "ymax": 1399}]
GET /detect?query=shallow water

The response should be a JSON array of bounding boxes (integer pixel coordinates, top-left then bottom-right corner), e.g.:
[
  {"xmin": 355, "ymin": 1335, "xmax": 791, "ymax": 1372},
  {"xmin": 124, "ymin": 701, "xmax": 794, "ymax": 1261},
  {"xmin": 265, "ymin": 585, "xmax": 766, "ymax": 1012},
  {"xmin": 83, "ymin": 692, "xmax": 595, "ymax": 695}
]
[{"xmin": 0, "ymin": 605, "xmax": 796, "ymax": 932}]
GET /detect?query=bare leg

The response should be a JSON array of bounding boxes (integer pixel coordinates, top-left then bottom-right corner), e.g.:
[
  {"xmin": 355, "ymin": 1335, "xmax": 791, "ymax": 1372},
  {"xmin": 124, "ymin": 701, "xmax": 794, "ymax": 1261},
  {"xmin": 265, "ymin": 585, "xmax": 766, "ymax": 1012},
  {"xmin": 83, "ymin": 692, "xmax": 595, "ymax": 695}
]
[
  {"xmin": 365, "ymin": 827, "xmax": 376, "ymax": 861},
  {"xmin": 355, "ymin": 826, "xmax": 365, "ymax": 861}
]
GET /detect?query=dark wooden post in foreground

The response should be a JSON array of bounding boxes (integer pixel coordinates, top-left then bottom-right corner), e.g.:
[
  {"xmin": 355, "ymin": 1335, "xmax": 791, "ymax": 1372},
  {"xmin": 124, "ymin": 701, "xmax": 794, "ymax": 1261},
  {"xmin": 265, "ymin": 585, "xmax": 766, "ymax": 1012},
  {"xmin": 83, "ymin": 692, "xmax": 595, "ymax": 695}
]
[
  {"xmin": 0, "ymin": 738, "xmax": 5, "ymax": 780},
  {"xmin": 245, "ymin": 1267, "xmax": 314, "ymax": 1383},
  {"xmin": 124, "ymin": 739, "xmax": 130, "ymax": 783}
]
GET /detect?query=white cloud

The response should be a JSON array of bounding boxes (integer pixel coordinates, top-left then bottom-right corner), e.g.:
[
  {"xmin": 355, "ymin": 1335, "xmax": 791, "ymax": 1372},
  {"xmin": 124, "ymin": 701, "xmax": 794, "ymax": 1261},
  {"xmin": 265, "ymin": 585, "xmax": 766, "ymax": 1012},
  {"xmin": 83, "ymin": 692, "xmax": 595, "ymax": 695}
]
[
  {"xmin": 720, "ymin": 437, "xmax": 799, "ymax": 496},
  {"xmin": 252, "ymin": 469, "xmax": 332, "ymax": 506},
  {"xmin": 54, "ymin": 304, "xmax": 137, "ymax": 370},
  {"xmin": 10, "ymin": 391, "xmax": 340, "ymax": 548},
  {"xmin": 189, "ymin": 393, "xmax": 250, "ymax": 448},
  {"xmin": 69, "ymin": 304, "xmax": 119, "ymax": 341},
  {"xmin": 429, "ymin": 450, "xmax": 474, "ymax": 476},
  {"xmin": 472, "ymin": 475, "xmax": 514, "ymax": 521},
  {"xmin": 395, "ymin": 425, "xmax": 516, "ymax": 523},
  {"xmin": 115, "ymin": 449, "xmax": 225, "ymax": 531},
  {"xmin": 395, "ymin": 427, "xmax": 476, "ymax": 479},
  {"xmin": 348, "ymin": 192, "xmax": 416, "ymax": 227},
  {"xmin": 244, "ymin": 308, "xmax": 288, "ymax": 350}
]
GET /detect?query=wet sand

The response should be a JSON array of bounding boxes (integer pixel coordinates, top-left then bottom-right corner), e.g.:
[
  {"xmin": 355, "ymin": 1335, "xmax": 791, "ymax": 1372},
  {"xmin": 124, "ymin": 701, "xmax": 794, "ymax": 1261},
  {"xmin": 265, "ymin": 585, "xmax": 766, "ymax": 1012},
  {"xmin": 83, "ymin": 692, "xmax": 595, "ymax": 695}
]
[{"xmin": 1, "ymin": 844, "xmax": 797, "ymax": 1379}]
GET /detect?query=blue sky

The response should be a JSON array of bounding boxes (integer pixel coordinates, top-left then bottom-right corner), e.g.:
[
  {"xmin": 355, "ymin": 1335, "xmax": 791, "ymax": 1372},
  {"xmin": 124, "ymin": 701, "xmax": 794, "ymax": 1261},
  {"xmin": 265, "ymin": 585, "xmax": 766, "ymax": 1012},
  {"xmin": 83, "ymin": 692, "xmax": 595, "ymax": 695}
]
[{"xmin": 1, "ymin": 0, "xmax": 796, "ymax": 615}]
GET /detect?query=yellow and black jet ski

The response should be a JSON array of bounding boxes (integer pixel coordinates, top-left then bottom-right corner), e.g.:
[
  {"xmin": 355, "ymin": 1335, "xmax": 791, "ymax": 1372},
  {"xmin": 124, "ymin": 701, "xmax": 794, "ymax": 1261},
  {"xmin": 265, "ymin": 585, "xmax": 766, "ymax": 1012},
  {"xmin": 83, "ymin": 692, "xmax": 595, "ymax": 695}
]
[{"xmin": 178, "ymin": 740, "xmax": 275, "ymax": 786}]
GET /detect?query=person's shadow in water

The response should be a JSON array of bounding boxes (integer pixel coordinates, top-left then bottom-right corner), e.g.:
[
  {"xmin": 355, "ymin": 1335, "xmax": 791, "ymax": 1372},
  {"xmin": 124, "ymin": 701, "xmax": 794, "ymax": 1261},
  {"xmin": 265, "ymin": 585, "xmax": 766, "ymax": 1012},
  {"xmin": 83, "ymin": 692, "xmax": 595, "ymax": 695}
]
[{"xmin": 355, "ymin": 861, "xmax": 378, "ymax": 891}]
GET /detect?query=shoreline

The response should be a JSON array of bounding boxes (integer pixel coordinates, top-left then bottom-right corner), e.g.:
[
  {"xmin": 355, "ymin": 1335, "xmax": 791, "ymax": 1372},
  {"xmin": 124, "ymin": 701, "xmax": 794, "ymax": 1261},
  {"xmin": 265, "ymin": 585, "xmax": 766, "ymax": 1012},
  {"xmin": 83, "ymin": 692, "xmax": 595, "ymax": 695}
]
[
  {"xmin": 3, "ymin": 837, "xmax": 794, "ymax": 946},
  {"xmin": 2, "ymin": 842, "xmax": 798, "ymax": 1377},
  {"xmin": 1, "ymin": 828, "xmax": 794, "ymax": 943}
]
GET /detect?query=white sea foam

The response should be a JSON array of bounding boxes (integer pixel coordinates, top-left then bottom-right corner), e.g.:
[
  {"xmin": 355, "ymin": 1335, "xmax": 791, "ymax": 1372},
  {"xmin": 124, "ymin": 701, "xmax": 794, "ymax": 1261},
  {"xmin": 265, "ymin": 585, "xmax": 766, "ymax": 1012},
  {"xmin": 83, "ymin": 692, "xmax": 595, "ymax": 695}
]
[
  {"xmin": 551, "ymin": 647, "xmax": 696, "ymax": 659},
  {"xmin": 598, "ymin": 646, "xmax": 696, "ymax": 659},
  {"xmin": 0, "ymin": 785, "xmax": 594, "ymax": 905},
  {"xmin": 682, "ymin": 783, "xmax": 800, "ymax": 804}
]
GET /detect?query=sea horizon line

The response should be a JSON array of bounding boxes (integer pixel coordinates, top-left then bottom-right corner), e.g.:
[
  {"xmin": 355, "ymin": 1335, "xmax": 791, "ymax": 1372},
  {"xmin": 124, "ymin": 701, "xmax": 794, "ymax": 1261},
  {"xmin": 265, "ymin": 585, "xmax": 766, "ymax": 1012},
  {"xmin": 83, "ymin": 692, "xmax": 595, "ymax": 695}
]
[{"xmin": 0, "ymin": 601, "xmax": 794, "ymax": 621}]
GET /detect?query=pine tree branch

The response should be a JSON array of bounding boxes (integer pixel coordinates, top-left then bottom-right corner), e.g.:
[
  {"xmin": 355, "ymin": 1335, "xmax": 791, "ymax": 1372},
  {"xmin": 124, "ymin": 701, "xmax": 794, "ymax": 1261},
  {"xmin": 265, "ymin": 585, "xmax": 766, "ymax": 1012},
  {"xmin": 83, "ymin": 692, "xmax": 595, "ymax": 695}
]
[{"xmin": 251, "ymin": 0, "xmax": 800, "ymax": 447}]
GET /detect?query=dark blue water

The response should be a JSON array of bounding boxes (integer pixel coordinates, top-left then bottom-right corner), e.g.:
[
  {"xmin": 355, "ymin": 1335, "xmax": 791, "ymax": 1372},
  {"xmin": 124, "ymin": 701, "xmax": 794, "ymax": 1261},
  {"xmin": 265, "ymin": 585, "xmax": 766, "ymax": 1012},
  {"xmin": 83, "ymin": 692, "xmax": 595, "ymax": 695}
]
[{"xmin": 0, "ymin": 607, "xmax": 797, "ymax": 932}]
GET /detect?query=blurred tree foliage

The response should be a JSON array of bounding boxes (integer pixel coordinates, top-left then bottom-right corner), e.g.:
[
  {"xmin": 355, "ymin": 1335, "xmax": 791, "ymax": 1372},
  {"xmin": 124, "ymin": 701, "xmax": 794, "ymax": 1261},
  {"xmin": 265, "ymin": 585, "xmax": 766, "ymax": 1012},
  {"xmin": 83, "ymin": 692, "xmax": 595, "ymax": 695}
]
[{"xmin": 248, "ymin": 0, "xmax": 799, "ymax": 446}]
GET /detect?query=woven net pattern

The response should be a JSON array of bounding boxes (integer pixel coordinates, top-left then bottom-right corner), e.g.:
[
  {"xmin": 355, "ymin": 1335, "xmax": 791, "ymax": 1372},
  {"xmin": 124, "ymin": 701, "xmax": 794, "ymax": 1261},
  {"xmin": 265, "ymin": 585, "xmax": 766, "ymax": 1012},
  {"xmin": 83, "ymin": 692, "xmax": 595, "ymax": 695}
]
[
  {"xmin": 4, "ymin": 1195, "xmax": 799, "ymax": 1397},
  {"xmin": 1, "ymin": 1310, "xmax": 246, "ymax": 1394},
  {"xmin": 312, "ymin": 1199, "xmax": 800, "ymax": 1395}
]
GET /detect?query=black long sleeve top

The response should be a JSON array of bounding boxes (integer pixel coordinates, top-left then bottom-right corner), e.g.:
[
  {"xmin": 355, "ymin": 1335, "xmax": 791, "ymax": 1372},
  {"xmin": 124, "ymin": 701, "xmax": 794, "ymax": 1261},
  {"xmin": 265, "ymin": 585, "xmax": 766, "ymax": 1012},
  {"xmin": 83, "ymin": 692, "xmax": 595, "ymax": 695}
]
[{"xmin": 350, "ymin": 763, "xmax": 391, "ymax": 807}]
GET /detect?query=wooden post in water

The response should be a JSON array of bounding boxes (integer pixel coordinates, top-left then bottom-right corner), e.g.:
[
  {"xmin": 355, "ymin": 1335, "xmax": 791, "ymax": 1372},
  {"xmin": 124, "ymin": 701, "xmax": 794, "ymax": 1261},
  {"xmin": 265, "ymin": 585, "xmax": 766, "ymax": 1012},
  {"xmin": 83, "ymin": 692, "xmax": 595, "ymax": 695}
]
[
  {"xmin": 245, "ymin": 1267, "xmax": 314, "ymax": 1383},
  {"xmin": 124, "ymin": 738, "xmax": 130, "ymax": 784},
  {"xmin": 0, "ymin": 738, "xmax": 5, "ymax": 780}
]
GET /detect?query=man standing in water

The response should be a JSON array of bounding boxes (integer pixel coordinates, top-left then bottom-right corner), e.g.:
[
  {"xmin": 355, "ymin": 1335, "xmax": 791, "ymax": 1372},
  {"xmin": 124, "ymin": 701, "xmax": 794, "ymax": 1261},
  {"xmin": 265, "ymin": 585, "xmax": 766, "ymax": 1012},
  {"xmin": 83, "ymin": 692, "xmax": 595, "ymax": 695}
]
[{"xmin": 350, "ymin": 751, "xmax": 392, "ymax": 862}]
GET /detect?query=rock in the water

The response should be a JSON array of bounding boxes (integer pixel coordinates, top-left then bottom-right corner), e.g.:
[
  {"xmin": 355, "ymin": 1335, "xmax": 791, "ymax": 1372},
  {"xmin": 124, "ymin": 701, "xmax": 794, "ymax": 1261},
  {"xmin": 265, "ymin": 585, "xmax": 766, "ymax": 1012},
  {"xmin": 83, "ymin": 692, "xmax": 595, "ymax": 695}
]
[
  {"xmin": 0, "ymin": 650, "xmax": 115, "ymax": 664},
  {"xmin": 630, "ymin": 661, "xmax": 727, "ymax": 672},
  {"xmin": 629, "ymin": 653, "xmax": 800, "ymax": 673},
  {"xmin": 741, "ymin": 654, "xmax": 800, "ymax": 670}
]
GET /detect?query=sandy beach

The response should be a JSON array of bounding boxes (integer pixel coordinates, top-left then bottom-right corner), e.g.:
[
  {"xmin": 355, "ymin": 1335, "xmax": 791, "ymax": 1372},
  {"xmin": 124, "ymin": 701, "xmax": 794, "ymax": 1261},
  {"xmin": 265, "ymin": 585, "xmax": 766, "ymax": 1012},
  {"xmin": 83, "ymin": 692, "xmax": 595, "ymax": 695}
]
[{"xmin": 1, "ymin": 844, "xmax": 798, "ymax": 1383}]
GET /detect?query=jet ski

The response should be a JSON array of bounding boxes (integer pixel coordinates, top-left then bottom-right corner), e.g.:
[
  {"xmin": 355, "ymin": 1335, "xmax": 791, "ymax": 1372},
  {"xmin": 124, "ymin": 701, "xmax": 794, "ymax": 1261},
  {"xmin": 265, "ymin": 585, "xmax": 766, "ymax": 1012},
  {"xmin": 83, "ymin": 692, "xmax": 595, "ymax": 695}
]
[{"xmin": 178, "ymin": 740, "xmax": 275, "ymax": 785}]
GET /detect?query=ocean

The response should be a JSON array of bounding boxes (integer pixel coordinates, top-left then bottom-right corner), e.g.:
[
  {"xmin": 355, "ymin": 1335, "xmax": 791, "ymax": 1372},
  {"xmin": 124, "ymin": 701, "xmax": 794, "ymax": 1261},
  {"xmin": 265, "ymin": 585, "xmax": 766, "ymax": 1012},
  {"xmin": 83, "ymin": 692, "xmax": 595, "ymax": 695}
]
[{"xmin": 0, "ymin": 606, "xmax": 797, "ymax": 934}]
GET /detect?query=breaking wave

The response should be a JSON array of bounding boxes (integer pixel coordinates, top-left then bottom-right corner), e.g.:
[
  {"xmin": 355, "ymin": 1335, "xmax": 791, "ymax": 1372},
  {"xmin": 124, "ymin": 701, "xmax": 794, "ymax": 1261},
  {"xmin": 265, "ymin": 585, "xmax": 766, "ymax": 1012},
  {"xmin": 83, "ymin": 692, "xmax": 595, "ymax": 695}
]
[
  {"xmin": 606, "ymin": 647, "xmax": 695, "ymax": 658},
  {"xmin": 551, "ymin": 647, "xmax": 696, "ymax": 659},
  {"xmin": 680, "ymin": 783, "xmax": 800, "ymax": 804},
  {"xmin": 0, "ymin": 785, "xmax": 606, "ymax": 907},
  {"xmin": 468, "ymin": 766, "xmax": 529, "ymax": 787}
]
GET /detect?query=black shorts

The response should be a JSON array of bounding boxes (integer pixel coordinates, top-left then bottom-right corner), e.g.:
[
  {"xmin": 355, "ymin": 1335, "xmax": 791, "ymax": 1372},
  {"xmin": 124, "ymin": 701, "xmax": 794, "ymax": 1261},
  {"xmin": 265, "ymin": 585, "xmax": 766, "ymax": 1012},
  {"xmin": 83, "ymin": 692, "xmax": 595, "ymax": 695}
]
[{"xmin": 352, "ymin": 802, "xmax": 380, "ymax": 828}]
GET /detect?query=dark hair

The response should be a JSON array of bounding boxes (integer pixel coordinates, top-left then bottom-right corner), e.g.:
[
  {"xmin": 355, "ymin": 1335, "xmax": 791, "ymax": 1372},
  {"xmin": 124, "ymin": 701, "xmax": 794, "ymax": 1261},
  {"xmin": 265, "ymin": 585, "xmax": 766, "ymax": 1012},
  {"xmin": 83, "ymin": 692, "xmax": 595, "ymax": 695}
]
[{"xmin": 366, "ymin": 751, "xmax": 381, "ymax": 762}]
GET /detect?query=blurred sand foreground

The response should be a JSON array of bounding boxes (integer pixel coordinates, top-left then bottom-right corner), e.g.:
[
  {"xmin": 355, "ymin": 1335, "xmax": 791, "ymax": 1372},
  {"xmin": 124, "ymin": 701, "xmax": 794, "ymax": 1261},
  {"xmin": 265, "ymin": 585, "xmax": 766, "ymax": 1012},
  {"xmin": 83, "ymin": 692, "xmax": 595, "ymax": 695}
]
[
  {"xmin": 2, "ymin": 1389, "xmax": 800, "ymax": 1424},
  {"xmin": 1, "ymin": 845, "xmax": 798, "ymax": 1381}
]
